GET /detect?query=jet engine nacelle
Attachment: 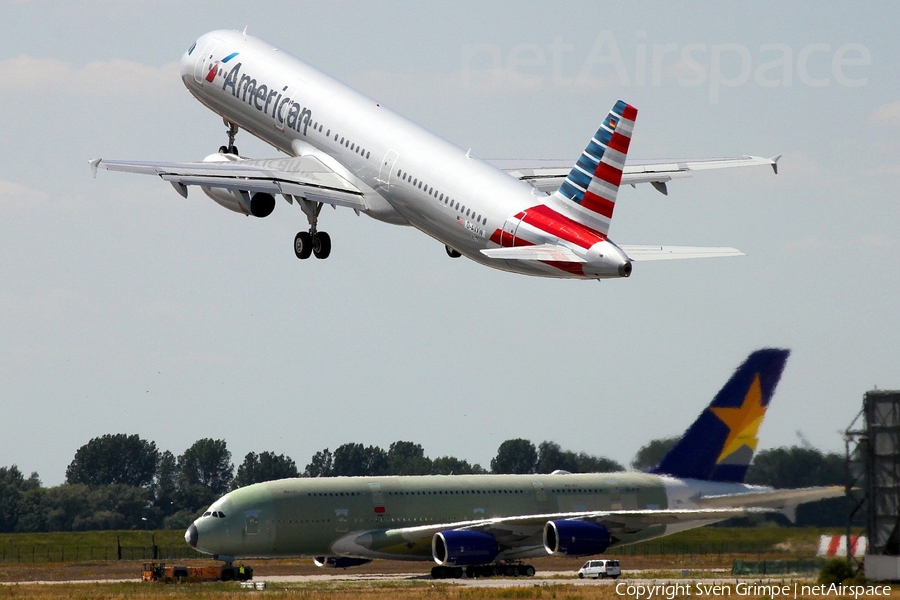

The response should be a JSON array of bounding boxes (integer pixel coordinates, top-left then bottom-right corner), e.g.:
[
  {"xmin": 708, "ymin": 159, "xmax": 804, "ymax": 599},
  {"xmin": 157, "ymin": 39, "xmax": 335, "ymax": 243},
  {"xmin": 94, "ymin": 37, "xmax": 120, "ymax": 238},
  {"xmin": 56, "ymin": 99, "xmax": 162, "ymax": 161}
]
[
  {"xmin": 313, "ymin": 556, "xmax": 373, "ymax": 569},
  {"xmin": 432, "ymin": 530, "xmax": 498, "ymax": 566},
  {"xmin": 543, "ymin": 520, "xmax": 610, "ymax": 556},
  {"xmin": 200, "ymin": 187, "xmax": 276, "ymax": 218}
]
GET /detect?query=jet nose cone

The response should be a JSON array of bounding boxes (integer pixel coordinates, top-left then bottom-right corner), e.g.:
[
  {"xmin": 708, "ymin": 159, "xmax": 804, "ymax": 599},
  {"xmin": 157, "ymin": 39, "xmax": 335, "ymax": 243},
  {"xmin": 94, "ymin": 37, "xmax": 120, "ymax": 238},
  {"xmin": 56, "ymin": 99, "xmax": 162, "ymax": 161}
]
[{"xmin": 185, "ymin": 523, "xmax": 198, "ymax": 548}]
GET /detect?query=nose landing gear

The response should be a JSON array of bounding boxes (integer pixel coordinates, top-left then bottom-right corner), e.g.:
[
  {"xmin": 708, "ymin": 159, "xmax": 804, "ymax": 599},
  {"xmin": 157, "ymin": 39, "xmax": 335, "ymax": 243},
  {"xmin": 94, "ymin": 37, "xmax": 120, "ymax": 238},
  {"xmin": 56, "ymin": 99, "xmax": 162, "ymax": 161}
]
[{"xmin": 218, "ymin": 120, "xmax": 240, "ymax": 156}]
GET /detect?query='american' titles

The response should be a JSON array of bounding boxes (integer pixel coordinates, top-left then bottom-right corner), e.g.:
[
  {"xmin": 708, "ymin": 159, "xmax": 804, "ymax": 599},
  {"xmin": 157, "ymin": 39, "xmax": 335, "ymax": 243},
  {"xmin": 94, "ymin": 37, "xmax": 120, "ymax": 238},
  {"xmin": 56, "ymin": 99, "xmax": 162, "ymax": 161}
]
[{"xmin": 221, "ymin": 62, "xmax": 313, "ymax": 136}]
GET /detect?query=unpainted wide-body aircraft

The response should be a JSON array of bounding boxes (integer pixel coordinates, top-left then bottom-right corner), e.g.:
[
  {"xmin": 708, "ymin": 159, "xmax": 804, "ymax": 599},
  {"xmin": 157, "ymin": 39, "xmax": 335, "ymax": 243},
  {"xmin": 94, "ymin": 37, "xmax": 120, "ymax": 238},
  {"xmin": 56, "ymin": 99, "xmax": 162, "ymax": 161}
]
[
  {"xmin": 91, "ymin": 30, "xmax": 780, "ymax": 280},
  {"xmin": 185, "ymin": 349, "xmax": 840, "ymax": 579}
]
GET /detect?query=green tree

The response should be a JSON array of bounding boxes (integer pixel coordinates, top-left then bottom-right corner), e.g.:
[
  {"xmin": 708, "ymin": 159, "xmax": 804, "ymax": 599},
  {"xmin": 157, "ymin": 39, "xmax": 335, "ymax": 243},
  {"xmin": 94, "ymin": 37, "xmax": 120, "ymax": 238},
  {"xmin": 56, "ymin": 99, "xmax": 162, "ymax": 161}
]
[
  {"xmin": 233, "ymin": 451, "xmax": 299, "ymax": 489},
  {"xmin": 332, "ymin": 443, "xmax": 388, "ymax": 476},
  {"xmin": 304, "ymin": 448, "xmax": 334, "ymax": 477},
  {"xmin": 153, "ymin": 450, "xmax": 178, "ymax": 516},
  {"xmin": 746, "ymin": 446, "xmax": 846, "ymax": 527},
  {"xmin": 631, "ymin": 436, "xmax": 680, "ymax": 471},
  {"xmin": 387, "ymin": 441, "xmax": 432, "ymax": 475},
  {"xmin": 0, "ymin": 465, "xmax": 39, "ymax": 533},
  {"xmin": 65, "ymin": 434, "xmax": 159, "ymax": 489},
  {"xmin": 746, "ymin": 446, "xmax": 843, "ymax": 488},
  {"xmin": 491, "ymin": 439, "xmax": 537, "ymax": 474},
  {"xmin": 536, "ymin": 442, "xmax": 621, "ymax": 473},
  {"xmin": 177, "ymin": 438, "xmax": 233, "ymax": 511},
  {"xmin": 431, "ymin": 456, "xmax": 487, "ymax": 475}
]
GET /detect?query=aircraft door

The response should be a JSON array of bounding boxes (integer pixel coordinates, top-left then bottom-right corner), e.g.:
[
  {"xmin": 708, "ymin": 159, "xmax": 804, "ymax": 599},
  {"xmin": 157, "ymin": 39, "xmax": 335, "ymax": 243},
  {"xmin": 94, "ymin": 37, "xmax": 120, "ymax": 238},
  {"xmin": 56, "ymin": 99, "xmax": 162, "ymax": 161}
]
[
  {"xmin": 500, "ymin": 212, "xmax": 525, "ymax": 247},
  {"xmin": 368, "ymin": 482, "xmax": 386, "ymax": 517},
  {"xmin": 376, "ymin": 150, "xmax": 400, "ymax": 191},
  {"xmin": 193, "ymin": 40, "xmax": 220, "ymax": 85}
]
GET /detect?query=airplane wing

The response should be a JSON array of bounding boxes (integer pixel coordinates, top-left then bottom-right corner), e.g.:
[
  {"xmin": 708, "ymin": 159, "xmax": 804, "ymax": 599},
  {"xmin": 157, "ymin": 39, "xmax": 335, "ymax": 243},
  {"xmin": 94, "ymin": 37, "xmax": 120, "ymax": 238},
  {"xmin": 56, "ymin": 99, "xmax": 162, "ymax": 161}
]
[
  {"xmin": 90, "ymin": 154, "xmax": 366, "ymax": 210},
  {"xmin": 695, "ymin": 486, "xmax": 845, "ymax": 510},
  {"xmin": 619, "ymin": 245, "xmax": 745, "ymax": 261},
  {"xmin": 694, "ymin": 486, "xmax": 844, "ymax": 523},
  {"xmin": 334, "ymin": 507, "xmax": 769, "ymax": 560},
  {"xmin": 487, "ymin": 155, "xmax": 780, "ymax": 195}
]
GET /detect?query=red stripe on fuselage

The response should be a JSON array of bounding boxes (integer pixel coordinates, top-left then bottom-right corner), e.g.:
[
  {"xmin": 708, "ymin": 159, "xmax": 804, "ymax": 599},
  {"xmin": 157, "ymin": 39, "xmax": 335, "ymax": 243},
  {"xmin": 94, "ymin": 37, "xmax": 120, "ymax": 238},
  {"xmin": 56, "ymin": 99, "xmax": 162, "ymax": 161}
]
[{"xmin": 522, "ymin": 204, "xmax": 605, "ymax": 248}]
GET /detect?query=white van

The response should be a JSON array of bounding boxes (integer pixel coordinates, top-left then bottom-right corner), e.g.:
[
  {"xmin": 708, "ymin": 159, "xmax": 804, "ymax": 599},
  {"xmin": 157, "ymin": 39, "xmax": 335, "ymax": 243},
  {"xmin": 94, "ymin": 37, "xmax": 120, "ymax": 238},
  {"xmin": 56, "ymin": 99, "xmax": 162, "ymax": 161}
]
[{"xmin": 577, "ymin": 559, "xmax": 621, "ymax": 579}]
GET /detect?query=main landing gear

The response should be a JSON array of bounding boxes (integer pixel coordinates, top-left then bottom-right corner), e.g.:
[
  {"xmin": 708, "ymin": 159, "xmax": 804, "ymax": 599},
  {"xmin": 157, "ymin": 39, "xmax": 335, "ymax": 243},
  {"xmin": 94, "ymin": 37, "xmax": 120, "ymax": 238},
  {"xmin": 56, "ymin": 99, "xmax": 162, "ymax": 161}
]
[
  {"xmin": 294, "ymin": 199, "xmax": 332, "ymax": 260},
  {"xmin": 212, "ymin": 119, "xmax": 333, "ymax": 260},
  {"xmin": 430, "ymin": 563, "xmax": 536, "ymax": 579},
  {"xmin": 218, "ymin": 120, "xmax": 239, "ymax": 156}
]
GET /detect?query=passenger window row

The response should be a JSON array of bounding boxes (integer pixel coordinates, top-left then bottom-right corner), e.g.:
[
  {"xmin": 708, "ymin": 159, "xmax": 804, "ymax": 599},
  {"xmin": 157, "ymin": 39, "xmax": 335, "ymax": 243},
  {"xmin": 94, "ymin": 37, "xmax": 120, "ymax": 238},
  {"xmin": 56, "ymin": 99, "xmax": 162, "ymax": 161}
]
[{"xmin": 396, "ymin": 169, "xmax": 488, "ymax": 227}]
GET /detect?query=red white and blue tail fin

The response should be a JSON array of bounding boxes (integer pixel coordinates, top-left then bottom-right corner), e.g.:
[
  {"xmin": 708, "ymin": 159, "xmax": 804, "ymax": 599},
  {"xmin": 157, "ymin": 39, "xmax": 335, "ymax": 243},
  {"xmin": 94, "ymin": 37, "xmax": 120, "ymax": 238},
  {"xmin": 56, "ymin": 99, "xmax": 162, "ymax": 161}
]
[{"xmin": 547, "ymin": 100, "xmax": 637, "ymax": 237}]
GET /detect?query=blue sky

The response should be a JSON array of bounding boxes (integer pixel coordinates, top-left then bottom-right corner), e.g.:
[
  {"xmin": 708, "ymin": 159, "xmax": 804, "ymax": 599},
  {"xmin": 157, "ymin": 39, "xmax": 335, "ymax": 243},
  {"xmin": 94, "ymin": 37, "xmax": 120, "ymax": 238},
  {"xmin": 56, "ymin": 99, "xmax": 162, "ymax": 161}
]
[{"xmin": 1, "ymin": 1, "xmax": 898, "ymax": 485}]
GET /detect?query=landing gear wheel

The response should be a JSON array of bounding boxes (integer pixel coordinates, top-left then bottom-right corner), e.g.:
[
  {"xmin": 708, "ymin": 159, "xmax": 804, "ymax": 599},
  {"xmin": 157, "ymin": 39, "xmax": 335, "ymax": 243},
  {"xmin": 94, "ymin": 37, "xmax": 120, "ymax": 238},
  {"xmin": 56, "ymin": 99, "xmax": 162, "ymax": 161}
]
[
  {"xmin": 219, "ymin": 145, "xmax": 229, "ymax": 154},
  {"xmin": 445, "ymin": 245, "xmax": 461, "ymax": 258},
  {"xmin": 294, "ymin": 232, "xmax": 313, "ymax": 260},
  {"xmin": 313, "ymin": 231, "xmax": 332, "ymax": 259},
  {"xmin": 523, "ymin": 566, "xmax": 535, "ymax": 577}
]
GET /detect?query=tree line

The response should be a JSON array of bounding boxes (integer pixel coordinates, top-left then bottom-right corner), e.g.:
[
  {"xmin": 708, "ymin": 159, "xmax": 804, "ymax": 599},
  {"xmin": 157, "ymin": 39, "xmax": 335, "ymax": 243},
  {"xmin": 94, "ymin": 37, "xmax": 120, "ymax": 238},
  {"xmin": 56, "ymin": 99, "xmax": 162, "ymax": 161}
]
[{"xmin": 0, "ymin": 434, "xmax": 847, "ymax": 533}]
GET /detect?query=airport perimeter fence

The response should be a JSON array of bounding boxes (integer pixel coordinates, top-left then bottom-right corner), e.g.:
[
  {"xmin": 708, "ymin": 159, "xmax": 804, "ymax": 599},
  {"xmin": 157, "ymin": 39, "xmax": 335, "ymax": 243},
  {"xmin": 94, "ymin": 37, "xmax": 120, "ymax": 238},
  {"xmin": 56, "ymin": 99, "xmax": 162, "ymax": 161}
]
[
  {"xmin": 732, "ymin": 559, "xmax": 824, "ymax": 575},
  {"xmin": 608, "ymin": 540, "xmax": 798, "ymax": 560},
  {"xmin": 0, "ymin": 545, "xmax": 202, "ymax": 563}
]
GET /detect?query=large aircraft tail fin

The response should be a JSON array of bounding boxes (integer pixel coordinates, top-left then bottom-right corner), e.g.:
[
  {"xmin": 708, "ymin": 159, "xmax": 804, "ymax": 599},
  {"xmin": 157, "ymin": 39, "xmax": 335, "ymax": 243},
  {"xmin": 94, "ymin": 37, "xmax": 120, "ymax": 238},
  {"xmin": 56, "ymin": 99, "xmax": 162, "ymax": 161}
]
[
  {"xmin": 650, "ymin": 348, "xmax": 790, "ymax": 483},
  {"xmin": 546, "ymin": 100, "xmax": 637, "ymax": 237}
]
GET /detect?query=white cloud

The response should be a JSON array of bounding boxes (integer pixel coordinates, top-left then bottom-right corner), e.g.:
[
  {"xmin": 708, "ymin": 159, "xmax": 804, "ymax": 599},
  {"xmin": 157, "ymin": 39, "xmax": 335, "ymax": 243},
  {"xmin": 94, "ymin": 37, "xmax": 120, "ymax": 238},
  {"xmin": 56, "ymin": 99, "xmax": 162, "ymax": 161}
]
[
  {"xmin": 0, "ymin": 55, "xmax": 181, "ymax": 97},
  {"xmin": 870, "ymin": 102, "xmax": 900, "ymax": 127},
  {"xmin": 0, "ymin": 179, "xmax": 50, "ymax": 209}
]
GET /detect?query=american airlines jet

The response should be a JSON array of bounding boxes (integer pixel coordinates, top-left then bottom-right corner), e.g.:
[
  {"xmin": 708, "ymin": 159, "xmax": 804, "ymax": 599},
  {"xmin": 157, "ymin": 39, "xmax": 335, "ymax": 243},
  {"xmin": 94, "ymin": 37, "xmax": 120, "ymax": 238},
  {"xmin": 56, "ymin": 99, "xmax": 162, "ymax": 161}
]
[{"xmin": 91, "ymin": 29, "xmax": 779, "ymax": 280}]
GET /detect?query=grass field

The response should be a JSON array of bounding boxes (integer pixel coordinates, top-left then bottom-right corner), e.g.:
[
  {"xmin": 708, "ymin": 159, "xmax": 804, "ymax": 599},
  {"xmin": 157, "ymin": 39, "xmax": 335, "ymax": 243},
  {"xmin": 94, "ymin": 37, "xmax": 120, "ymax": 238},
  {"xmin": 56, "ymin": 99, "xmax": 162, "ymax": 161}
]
[{"xmin": 1, "ymin": 526, "xmax": 882, "ymax": 600}]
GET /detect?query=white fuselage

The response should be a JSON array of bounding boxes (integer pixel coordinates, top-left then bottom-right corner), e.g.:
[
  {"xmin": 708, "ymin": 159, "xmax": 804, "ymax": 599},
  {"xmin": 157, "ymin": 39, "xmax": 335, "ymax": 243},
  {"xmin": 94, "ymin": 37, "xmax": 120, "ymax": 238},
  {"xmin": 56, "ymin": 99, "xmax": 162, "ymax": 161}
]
[{"xmin": 180, "ymin": 31, "xmax": 629, "ymax": 279}]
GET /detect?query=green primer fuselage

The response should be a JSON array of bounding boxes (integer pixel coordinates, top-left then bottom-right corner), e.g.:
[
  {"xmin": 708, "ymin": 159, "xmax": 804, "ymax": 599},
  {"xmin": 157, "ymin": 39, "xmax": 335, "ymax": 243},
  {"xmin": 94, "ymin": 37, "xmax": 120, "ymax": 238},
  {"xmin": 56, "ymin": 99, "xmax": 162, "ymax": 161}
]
[{"xmin": 194, "ymin": 472, "xmax": 671, "ymax": 560}]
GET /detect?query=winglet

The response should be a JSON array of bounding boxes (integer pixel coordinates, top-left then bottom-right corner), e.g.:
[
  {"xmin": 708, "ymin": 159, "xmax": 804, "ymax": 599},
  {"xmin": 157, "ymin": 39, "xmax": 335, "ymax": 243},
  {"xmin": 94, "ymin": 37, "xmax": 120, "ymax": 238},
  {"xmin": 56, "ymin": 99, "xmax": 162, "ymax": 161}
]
[
  {"xmin": 650, "ymin": 348, "xmax": 790, "ymax": 483},
  {"xmin": 89, "ymin": 158, "xmax": 102, "ymax": 178},
  {"xmin": 770, "ymin": 154, "xmax": 782, "ymax": 175}
]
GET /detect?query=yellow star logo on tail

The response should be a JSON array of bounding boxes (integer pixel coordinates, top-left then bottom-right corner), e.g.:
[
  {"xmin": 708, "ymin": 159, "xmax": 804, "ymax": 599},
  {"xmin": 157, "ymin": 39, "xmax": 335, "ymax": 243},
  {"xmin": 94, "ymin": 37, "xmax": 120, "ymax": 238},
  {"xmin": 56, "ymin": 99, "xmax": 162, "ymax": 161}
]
[{"xmin": 709, "ymin": 375, "xmax": 767, "ymax": 462}]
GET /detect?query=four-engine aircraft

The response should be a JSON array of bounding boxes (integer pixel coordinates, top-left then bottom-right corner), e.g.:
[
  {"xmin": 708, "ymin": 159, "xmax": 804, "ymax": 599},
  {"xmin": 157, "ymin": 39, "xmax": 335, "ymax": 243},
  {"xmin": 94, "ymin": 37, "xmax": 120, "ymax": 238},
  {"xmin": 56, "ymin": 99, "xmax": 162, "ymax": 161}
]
[
  {"xmin": 92, "ymin": 29, "xmax": 779, "ymax": 280},
  {"xmin": 184, "ymin": 348, "xmax": 841, "ymax": 579}
]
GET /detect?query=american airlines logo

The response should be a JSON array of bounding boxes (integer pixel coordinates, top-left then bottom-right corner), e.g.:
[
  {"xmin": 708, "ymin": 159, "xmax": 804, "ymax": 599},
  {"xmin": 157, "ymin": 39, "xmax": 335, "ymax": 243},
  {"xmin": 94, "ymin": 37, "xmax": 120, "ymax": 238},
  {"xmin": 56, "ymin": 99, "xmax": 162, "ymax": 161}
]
[{"xmin": 219, "ymin": 59, "xmax": 313, "ymax": 136}]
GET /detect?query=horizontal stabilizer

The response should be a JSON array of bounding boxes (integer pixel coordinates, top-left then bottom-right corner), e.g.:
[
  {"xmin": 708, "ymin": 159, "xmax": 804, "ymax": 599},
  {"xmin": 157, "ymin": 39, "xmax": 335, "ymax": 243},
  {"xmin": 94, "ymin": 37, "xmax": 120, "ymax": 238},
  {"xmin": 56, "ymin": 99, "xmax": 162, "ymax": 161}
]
[
  {"xmin": 490, "ymin": 155, "xmax": 778, "ymax": 194},
  {"xmin": 620, "ymin": 245, "xmax": 744, "ymax": 261},
  {"xmin": 695, "ymin": 486, "xmax": 844, "ymax": 510},
  {"xmin": 480, "ymin": 244, "xmax": 586, "ymax": 263}
]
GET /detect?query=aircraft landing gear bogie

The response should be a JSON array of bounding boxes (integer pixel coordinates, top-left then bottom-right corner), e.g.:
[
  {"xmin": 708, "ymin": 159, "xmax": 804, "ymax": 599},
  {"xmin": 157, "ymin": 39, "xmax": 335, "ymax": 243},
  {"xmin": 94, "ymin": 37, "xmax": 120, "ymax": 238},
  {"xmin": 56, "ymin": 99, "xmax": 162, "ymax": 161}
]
[
  {"xmin": 294, "ymin": 230, "xmax": 331, "ymax": 260},
  {"xmin": 294, "ymin": 198, "xmax": 331, "ymax": 261}
]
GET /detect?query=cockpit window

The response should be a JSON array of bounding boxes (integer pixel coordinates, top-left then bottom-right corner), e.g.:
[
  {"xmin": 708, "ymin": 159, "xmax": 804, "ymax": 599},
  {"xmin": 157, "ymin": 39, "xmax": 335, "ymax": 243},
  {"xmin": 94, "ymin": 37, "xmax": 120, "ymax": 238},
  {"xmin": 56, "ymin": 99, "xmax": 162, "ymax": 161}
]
[
  {"xmin": 202, "ymin": 511, "xmax": 211, "ymax": 517},
  {"xmin": 214, "ymin": 511, "xmax": 226, "ymax": 518},
  {"xmin": 187, "ymin": 42, "xmax": 197, "ymax": 56}
]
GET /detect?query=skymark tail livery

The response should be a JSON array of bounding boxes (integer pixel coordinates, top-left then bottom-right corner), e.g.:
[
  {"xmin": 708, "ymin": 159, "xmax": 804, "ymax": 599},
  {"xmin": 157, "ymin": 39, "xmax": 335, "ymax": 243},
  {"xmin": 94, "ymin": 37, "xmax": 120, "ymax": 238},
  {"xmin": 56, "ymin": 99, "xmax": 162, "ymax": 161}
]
[
  {"xmin": 651, "ymin": 348, "xmax": 790, "ymax": 483},
  {"xmin": 91, "ymin": 30, "xmax": 779, "ymax": 280},
  {"xmin": 184, "ymin": 349, "xmax": 839, "ymax": 579}
]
